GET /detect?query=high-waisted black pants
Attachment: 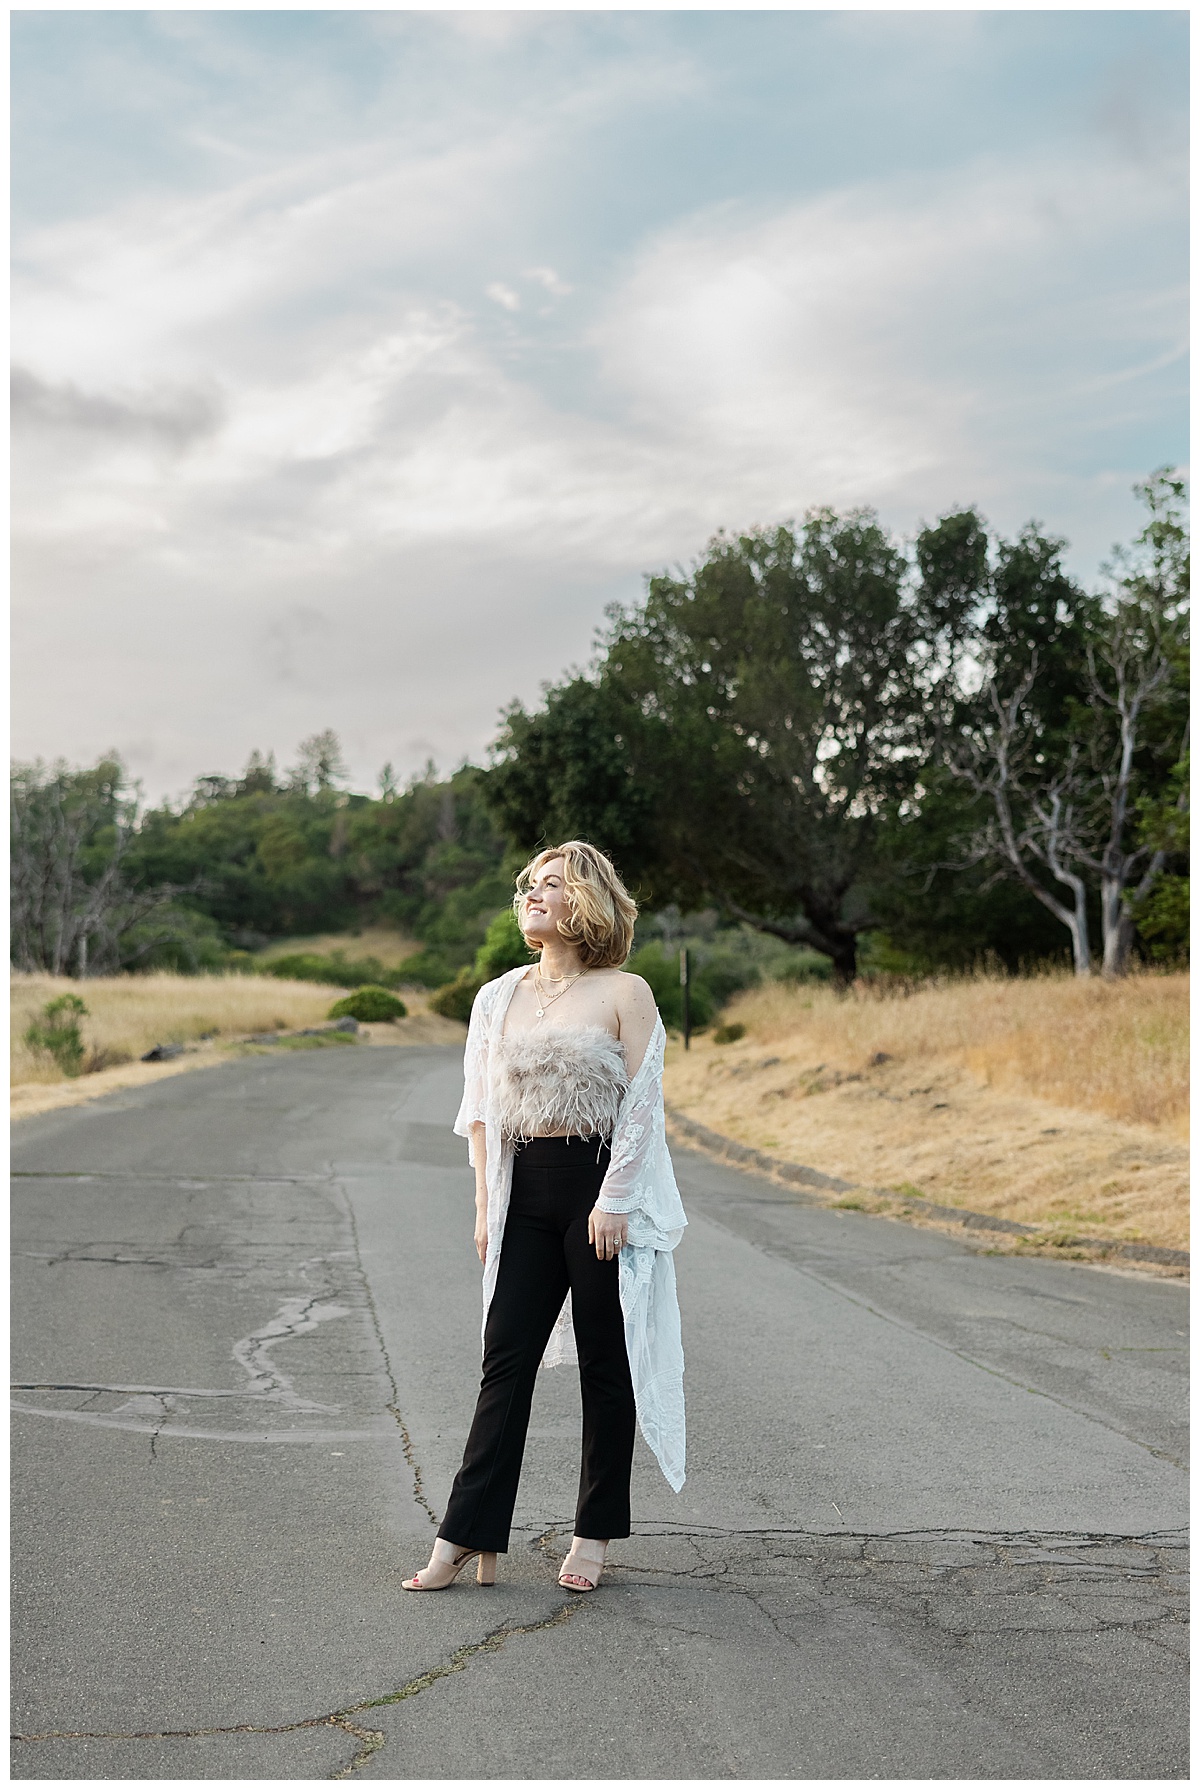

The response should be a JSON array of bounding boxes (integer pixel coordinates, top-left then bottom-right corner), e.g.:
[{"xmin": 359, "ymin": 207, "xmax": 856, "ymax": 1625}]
[{"xmin": 438, "ymin": 1134, "xmax": 636, "ymax": 1554}]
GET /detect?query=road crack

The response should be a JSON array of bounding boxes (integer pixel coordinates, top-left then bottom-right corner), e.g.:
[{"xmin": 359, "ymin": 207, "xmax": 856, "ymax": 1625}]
[
  {"xmin": 232, "ymin": 1291, "xmax": 347, "ymax": 1413},
  {"xmin": 11, "ymin": 1603, "xmax": 581, "ymax": 1779},
  {"xmin": 336, "ymin": 1177, "xmax": 439, "ymax": 1527}
]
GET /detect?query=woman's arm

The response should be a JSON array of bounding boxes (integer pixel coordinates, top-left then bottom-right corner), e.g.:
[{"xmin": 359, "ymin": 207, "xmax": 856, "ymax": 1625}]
[
  {"xmin": 453, "ymin": 981, "xmax": 492, "ymax": 1145},
  {"xmin": 453, "ymin": 982, "xmax": 494, "ymax": 1265},
  {"xmin": 470, "ymin": 1120, "xmax": 488, "ymax": 1264},
  {"xmin": 614, "ymin": 972, "xmax": 659, "ymax": 1078}
]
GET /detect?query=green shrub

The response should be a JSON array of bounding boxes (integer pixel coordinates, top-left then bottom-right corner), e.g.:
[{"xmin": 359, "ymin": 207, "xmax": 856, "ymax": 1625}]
[
  {"xmin": 627, "ymin": 942, "xmax": 711, "ymax": 1030},
  {"xmin": 327, "ymin": 986, "xmax": 408, "ymax": 1022},
  {"xmin": 694, "ymin": 945, "xmax": 763, "ymax": 1006},
  {"xmin": 264, "ymin": 952, "xmax": 347, "ymax": 985},
  {"xmin": 628, "ymin": 936, "xmax": 768, "ymax": 1031},
  {"xmin": 429, "ymin": 973, "xmax": 484, "ymax": 1024},
  {"xmin": 264, "ymin": 950, "xmax": 401, "ymax": 988},
  {"xmin": 393, "ymin": 949, "xmax": 458, "ymax": 988},
  {"xmin": 474, "ymin": 908, "xmax": 533, "ymax": 981},
  {"xmin": 1133, "ymin": 874, "xmax": 1189, "ymax": 963},
  {"xmin": 24, "ymin": 994, "xmax": 89, "ymax": 1077},
  {"xmin": 712, "ymin": 1022, "xmax": 746, "ymax": 1045},
  {"xmin": 122, "ymin": 904, "xmax": 231, "ymax": 974}
]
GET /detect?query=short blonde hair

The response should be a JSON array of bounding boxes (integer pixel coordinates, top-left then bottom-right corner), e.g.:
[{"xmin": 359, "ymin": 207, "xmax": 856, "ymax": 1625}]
[{"xmin": 513, "ymin": 840, "xmax": 637, "ymax": 970}]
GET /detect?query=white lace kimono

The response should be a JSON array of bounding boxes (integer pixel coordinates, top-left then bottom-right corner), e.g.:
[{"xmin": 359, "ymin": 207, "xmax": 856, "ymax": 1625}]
[{"xmin": 452, "ymin": 965, "xmax": 688, "ymax": 1492}]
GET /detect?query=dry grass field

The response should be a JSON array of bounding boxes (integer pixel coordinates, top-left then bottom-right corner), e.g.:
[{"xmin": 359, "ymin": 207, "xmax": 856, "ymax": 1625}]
[
  {"xmin": 664, "ymin": 971, "xmax": 1189, "ymax": 1254},
  {"xmin": 11, "ymin": 971, "xmax": 466, "ymax": 1121},
  {"xmin": 12, "ymin": 972, "xmax": 340, "ymax": 1084}
]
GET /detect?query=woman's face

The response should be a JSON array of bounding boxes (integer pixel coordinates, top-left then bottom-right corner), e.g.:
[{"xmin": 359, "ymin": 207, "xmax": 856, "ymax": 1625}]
[{"xmin": 520, "ymin": 856, "xmax": 570, "ymax": 946}]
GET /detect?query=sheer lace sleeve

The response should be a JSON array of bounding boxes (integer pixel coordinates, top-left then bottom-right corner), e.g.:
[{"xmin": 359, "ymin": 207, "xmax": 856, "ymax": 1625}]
[
  {"xmin": 453, "ymin": 981, "xmax": 492, "ymax": 1165},
  {"xmin": 593, "ymin": 1019, "xmax": 686, "ymax": 1239},
  {"xmin": 594, "ymin": 1014, "xmax": 688, "ymax": 1491}
]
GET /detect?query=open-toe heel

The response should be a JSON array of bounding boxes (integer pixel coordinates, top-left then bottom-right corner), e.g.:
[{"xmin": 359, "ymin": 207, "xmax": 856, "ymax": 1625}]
[
  {"xmin": 403, "ymin": 1539, "xmax": 498, "ymax": 1592},
  {"xmin": 558, "ymin": 1537, "xmax": 608, "ymax": 1591}
]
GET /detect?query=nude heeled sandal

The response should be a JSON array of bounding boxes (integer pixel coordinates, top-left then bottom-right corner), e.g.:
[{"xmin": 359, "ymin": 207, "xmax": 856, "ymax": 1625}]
[
  {"xmin": 558, "ymin": 1537, "xmax": 608, "ymax": 1591},
  {"xmin": 403, "ymin": 1537, "xmax": 497, "ymax": 1591}
]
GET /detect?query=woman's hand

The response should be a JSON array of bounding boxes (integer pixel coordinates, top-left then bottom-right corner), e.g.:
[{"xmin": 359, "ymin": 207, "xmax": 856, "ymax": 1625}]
[
  {"xmin": 474, "ymin": 1205, "xmax": 489, "ymax": 1265},
  {"xmin": 588, "ymin": 1207, "xmax": 628, "ymax": 1261}
]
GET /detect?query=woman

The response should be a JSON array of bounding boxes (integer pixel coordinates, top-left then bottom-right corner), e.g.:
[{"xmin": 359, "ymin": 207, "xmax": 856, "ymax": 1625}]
[{"xmin": 403, "ymin": 840, "xmax": 687, "ymax": 1594}]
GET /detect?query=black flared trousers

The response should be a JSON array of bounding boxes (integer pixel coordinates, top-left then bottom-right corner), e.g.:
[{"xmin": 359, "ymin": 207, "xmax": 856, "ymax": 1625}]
[{"xmin": 438, "ymin": 1134, "xmax": 637, "ymax": 1554}]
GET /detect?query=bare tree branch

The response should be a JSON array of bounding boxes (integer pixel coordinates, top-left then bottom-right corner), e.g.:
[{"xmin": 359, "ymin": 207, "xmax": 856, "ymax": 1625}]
[{"xmin": 945, "ymin": 656, "xmax": 1093, "ymax": 974}]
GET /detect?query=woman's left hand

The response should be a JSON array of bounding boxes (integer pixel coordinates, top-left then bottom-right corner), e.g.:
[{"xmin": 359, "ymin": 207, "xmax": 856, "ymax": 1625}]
[{"xmin": 588, "ymin": 1208, "xmax": 628, "ymax": 1261}]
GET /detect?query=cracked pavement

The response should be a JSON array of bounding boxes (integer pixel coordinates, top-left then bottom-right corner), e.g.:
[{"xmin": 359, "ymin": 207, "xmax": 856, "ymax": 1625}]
[{"xmin": 12, "ymin": 1046, "xmax": 1188, "ymax": 1778}]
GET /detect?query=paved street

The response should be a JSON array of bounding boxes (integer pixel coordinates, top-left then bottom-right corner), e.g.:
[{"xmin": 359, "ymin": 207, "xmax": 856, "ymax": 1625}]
[{"xmin": 11, "ymin": 1043, "xmax": 1188, "ymax": 1779}]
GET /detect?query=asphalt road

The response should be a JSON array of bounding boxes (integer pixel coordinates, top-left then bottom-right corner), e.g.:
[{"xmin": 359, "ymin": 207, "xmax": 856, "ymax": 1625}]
[{"xmin": 11, "ymin": 1043, "xmax": 1188, "ymax": 1780}]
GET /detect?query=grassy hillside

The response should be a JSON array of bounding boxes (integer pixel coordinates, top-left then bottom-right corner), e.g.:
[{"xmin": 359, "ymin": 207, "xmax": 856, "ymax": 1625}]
[{"xmin": 664, "ymin": 971, "xmax": 1188, "ymax": 1253}]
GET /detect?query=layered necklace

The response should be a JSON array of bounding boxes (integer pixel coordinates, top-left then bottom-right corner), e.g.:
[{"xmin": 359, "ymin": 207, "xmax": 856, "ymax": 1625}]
[{"xmin": 533, "ymin": 963, "xmax": 586, "ymax": 1019}]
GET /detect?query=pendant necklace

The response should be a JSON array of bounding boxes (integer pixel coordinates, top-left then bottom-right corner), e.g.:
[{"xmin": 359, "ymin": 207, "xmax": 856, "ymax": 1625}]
[{"xmin": 534, "ymin": 966, "xmax": 584, "ymax": 1019}]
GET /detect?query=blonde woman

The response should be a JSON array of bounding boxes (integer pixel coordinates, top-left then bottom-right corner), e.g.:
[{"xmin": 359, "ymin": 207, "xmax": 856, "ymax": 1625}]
[{"xmin": 403, "ymin": 841, "xmax": 687, "ymax": 1594}]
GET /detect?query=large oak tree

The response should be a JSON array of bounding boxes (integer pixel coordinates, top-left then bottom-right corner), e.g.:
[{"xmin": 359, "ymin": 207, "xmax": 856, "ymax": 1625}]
[{"xmin": 490, "ymin": 507, "xmax": 988, "ymax": 981}]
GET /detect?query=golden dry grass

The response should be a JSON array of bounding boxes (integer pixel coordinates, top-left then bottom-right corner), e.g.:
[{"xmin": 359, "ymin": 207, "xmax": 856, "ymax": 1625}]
[
  {"xmin": 664, "ymin": 971, "xmax": 1189, "ymax": 1253},
  {"xmin": 12, "ymin": 972, "xmax": 349, "ymax": 1086},
  {"xmin": 11, "ymin": 972, "xmax": 466, "ymax": 1122},
  {"xmin": 724, "ymin": 971, "xmax": 1188, "ymax": 1133}
]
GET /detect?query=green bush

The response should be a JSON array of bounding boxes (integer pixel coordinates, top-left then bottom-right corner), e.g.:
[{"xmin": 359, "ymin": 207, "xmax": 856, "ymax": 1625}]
[
  {"xmin": 327, "ymin": 986, "xmax": 407, "ymax": 1022},
  {"xmin": 712, "ymin": 1022, "xmax": 746, "ymax": 1045},
  {"xmin": 627, "ymin": 938, "xmax": 765, "ymax": 1032},
  {"xmin": 1133, "ymin": 874, "xmax": 1189, "ymax": 963},
  {"xmin": 689, "ymin": 942, "xmax": 762, "ymax": 1006},
  {"xmin": 429, "ymin": 973, "xmax": 484, "ymax": 1023},
  {"xmin": 393, "ymin": 949, "xmax": 458, "ymax": 988},
  {"xmin": 627, "ymin": 942, "xmax": 716, "ymax": 1031},
  {"xmin": 264, "ymin": 950, "xmax": 401, "ymax": 989},
  {"xmin": 264, "ymin": 952, "xmax": 349, "ymax": 985},
  {"xmin": 122, "ymin": 904, "xmax": 231, "ymax": 974},
  {"xmin": 24, "ymin": 994, "xmax": 89, "ymax": 1077},
  {"xmin": 474, "ymin": 908, "xmax": 533, "ymax": 981}
]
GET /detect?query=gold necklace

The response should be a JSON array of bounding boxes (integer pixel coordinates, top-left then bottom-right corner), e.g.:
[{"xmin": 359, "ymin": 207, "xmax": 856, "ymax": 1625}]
[{"xmin": 533, "ymin": 966, "xmax": 584, "ymax": 1019}]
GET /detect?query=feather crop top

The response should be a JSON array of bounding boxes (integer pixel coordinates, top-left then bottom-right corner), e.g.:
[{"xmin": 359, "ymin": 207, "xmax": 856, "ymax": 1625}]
[{"xmin": 491, "ymin": 1025, "xmax": 629, "ymax": 1141}]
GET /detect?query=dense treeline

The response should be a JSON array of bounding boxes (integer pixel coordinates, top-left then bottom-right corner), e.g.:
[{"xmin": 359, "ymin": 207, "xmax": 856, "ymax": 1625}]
[
  {"xmin": 131, "ymin": 749, "xmax": 514, "ymax": 986},
  {"xmin": 490, "ymin": 471, "xmax": 1189, "ymax": 981},
  {"xmin": 11, "ymin": 741, "xmax": 515, "ymax": 984},
  {"xmin": 11, "ymin": 473, "xmax": 1188, "ymax": 995}
]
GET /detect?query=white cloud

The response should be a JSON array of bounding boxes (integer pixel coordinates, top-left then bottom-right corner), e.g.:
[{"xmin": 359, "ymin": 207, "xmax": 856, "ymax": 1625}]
[
  {"xmin": 590, "ymin": 152, "xmax": 1185, "ymax": 529},
  {"xmin": 524, "ymin": 264, "xmax": 572, "ymax": 297},
  {"xmin": 11, "ymin": 97, "xmax": 1185, "ymax": 797},
  {"xmin": 485, "ymin": 281, "xmax": 521, "ymax": 312}
]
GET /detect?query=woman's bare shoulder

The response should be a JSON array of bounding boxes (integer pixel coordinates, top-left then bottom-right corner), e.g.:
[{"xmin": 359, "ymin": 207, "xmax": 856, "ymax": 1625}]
[{"xmin": 609, "ymin": 969, "xmax": 657, "ymax": 1007}]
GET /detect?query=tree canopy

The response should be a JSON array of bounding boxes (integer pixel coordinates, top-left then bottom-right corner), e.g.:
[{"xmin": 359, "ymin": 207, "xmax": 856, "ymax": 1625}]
[
  {"xmin": 11, "ymin": 474, "xmax": 1187, "ymax": 987},
  {"xmin": 487, "ymin": 477, "xmax": 1188, "ymax": 981}
]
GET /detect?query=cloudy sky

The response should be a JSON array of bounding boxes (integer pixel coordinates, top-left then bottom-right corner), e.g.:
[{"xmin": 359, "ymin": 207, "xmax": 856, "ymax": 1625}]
[{"xmin": 12, "ymin": 9, "xmax": 1188, "ymax": 803}]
